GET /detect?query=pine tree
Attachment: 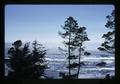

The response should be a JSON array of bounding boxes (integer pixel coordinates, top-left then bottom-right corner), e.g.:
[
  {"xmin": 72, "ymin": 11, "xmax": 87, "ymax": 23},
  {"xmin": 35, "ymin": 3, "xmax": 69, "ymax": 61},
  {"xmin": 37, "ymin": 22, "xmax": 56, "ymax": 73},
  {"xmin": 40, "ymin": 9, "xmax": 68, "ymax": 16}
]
[
  {"xmin": 74, "ymin": 27, "xmax": 90, "ymax": 78},
  {"xmin": 98, "ymin": 10, "xmax": 115, "ymax": 54},
  {"xmin": 7, "ymin": 40, "xmax": 47, "ymax": 79},
  {"xmin": 31, "ymin": 40, "xmax": 47, "ymax": 79},
  {"xmin": 7, "ymin": 40, "xmax": 33, "ymax": 79},
  {"xmin": 58, "ymin": 16, "xmax": 79, "ymax": 78},
  {"xmin": 58, "ymin": 16, "xmax": 90, "ymax": 79}
]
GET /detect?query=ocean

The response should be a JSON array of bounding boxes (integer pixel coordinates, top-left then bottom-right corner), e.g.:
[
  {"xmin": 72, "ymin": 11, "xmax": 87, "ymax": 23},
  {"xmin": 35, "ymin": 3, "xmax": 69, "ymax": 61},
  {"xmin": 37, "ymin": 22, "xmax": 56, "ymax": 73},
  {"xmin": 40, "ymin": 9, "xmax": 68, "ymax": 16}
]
[
  {"xmin": 44, "ymin": 52, "xmax": 114, "ymax": 79},
  {"xmin": 4, "ymin": 43, "xmax": 115, "ymax": 79}
]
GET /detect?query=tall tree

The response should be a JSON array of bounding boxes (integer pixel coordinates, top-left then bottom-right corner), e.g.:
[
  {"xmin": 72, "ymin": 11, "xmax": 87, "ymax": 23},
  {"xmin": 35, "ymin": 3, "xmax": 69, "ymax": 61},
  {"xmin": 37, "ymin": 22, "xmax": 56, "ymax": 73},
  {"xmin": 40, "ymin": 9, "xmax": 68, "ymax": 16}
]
[
  {"xmin": 58, "ymin": 16, "xmax": 79, "ymax": 78},
  {"xmin": 58, "ymin": 16, "xmax": 90, "ymax": 79},
  {"xmin": 98, "ymin": 10, "xmax": 115, "ymax": 54},
  {"xmin": 74, "ymin": 27, "xmax": 90, "ymax": 78},
  {"xmin": 31, "ymin": 40, "xmax": 47, "ymax": 79}
]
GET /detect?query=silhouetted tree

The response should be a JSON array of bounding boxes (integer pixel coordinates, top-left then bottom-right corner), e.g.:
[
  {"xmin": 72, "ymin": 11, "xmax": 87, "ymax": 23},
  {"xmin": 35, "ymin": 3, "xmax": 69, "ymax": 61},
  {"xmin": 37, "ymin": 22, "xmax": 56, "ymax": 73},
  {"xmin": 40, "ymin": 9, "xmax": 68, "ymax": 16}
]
[
  {"xmin": 7, "ymin": 40, "xmax": 47, "ymax": 79},
  {"xmin": 58, "ymin": 16, "xmax": 90, "ymax": 79},
  {"xmin": 58, "ymin": 16, "xmax": 79, "ymax": 78},
  {"xmin": 31, "ymin": 40, "xmax": 47, "ymax": 79},
  {"xmin": 7, "ymin": 40, "xmax": 33, "ymax": 79},
  {"xmin": 98, "ymin": 10, "xmax": 115, "ymax": 54},
  {"xmin": 97, "ymin": 10, "xmax": 115, "ymax": 79},
  {"xmin": 74, "ymin": 27, "xmax": 90, "ymax": 78}
]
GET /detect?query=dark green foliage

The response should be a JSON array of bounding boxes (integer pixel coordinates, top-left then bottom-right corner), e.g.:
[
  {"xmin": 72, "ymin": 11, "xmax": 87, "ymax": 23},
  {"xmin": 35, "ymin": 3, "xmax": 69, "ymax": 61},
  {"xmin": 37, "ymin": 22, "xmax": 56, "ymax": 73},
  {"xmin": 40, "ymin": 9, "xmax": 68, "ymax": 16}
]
[
  {"xmin": 98, "ymin": 47, "xmax": 106, "ymax": 51},
  {"xmin": 96, "ymin": 61, "xmax": 106, "ymax": 67},
  {"xmin": 7, "ymin": 40, "xmax": 33, "ymax": 79},
  {"xmin": 67, "ymin": 55, "xmax": 78, "ymax": 59},
  {"xmin": 84, "ymin": 52, "xmax": 91, "ymax": 56},
  {"xmin": 98, "ymin": 11, "xmax": 115, "ymax": 66},
  {"xmin": 104, "ymin": 74, "xmax": 115, "ymax": 79},
  {"xmin": 59, "ymin": 72, "xmax": 65, "ymax": 76},
  {"xmin": 59, "ymin": 72, "xmax": 77, "ymax": 79},
  {"xmin": 67, "ymin": 62, "xmax": 79, "ymax": 68},
  {"xmin": 79, "ymin": 62, "xmax": 85, "ymax": 66},
  {"xmin": 98, "ymin": 10, "xmax": 115, "ymax": 53},
  {"xmin": 105, "ymin": 74, "xmax": 110, "ymax": 79},
  {"xmin": 58, "ymin": 16, "xmax": 90, "ymax": 79},
  {"xmin": 105, "ymin": 10, "xmax": 115, "ymax": 29},
  {"xmin": 74, "ymin": 26, "xmax": 90, "ymax": 78},
  {"xmin": 31, "ymin": 40, "xmax": 47, "ymax": 78},
  {"xmin": 7, "ymin": 40, "xmax": 47, "ymax": 79},
  {"xmin": 58, "ymin": 16, "xmax": 80, "ymax": 79},
  {"xmin": 22, "ymin": 42, "xmax": 30, "ymax": 56},
  {"xmin": 12, "ymin": 40, "xmax": 22, "ymax": 49}
]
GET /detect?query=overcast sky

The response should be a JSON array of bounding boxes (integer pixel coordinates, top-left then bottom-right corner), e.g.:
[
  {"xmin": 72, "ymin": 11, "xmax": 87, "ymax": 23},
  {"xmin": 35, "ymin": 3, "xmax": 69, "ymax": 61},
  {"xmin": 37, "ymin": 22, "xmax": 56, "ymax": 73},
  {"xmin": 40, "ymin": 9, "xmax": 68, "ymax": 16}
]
[{"xmin": 5, "ymin": 5, "xmax": 114, "ymax": 51}]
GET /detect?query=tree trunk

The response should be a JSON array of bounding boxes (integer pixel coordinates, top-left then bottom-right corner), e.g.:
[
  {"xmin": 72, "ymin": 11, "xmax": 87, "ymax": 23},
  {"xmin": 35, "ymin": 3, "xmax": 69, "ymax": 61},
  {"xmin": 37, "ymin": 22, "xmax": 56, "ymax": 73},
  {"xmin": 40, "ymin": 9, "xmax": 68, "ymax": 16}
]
[
  {"xmin": 77, "ymin": 44, "xmax": 81, "ymax": 79},
  {"xmin": 68, "ymin": 28, "xmax": 71, "ymax": 78}
]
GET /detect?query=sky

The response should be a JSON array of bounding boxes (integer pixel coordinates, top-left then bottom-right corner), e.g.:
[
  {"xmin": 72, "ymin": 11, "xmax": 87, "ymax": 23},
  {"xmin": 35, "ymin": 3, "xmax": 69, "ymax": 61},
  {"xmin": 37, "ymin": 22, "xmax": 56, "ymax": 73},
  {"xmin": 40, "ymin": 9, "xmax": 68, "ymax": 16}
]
[{"xmin": 5, "ymin": 5, "xmax": 114, "ymax": 51}]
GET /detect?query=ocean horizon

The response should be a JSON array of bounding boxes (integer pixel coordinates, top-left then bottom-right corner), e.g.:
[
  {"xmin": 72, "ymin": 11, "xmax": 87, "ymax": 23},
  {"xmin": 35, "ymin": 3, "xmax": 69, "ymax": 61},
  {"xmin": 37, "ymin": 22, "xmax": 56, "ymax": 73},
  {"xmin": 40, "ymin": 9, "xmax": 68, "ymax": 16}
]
[{"xmin": 4, "ymin": 42, "xmax": 115, "ymax": 79}]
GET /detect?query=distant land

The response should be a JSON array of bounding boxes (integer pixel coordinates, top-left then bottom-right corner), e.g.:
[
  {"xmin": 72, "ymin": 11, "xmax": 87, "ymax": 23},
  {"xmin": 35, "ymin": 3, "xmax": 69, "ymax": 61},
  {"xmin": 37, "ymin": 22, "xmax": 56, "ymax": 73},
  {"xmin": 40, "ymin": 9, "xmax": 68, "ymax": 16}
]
[{"xmin": 5, "ymin": 42, "xmax": 114, "ymax": 59}]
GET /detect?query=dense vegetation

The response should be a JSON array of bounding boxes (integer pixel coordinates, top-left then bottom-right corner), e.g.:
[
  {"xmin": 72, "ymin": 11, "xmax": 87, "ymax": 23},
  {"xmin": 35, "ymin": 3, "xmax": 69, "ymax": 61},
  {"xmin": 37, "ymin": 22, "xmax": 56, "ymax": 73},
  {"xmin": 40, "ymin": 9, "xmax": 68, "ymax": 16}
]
[{"xmin": 7, "ymin": 40, "xmax": 47, "ymax": 79}]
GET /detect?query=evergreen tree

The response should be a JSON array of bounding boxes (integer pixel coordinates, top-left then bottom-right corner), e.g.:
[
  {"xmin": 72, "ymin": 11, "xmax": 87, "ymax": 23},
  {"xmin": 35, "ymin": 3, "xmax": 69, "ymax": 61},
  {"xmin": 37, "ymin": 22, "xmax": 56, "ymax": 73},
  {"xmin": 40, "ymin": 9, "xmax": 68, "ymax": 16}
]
[
  {"xmin": 31, "ymin": 40, "xmax": 47, "ymax": 79},
  {"xmin": 7, "ymin": 40, "xmax": 33, "ymax": 79},
  {"xmin": 58, "ymin": 16, "xmax": 79, "ymax": 78},
  {"xmin": 7, "ymin": 40, "xmax": 47, "ymax": 79},
  {"xmin": 74, "ymin": 27, "xmax": 90, "ymax": 78},
  {"xmin": 58, "ymin": 16, "xmax": 90, "ymax": 79},
  {"xmin": 98, "ymin": 10, "xmax": 115, "ymax": 54}
]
